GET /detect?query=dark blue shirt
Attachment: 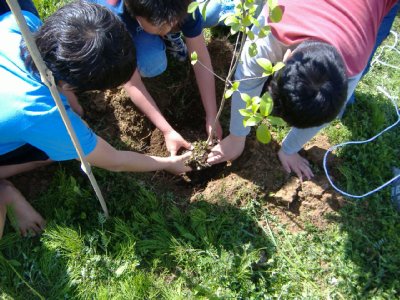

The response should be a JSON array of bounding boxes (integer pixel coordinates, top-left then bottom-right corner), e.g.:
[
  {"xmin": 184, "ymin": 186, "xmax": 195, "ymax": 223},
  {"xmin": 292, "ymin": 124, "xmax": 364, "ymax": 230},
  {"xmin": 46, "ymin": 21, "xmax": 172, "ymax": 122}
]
[{"xmin": 90, "ymin": 0, "xmax": 203, "ymax": 38}]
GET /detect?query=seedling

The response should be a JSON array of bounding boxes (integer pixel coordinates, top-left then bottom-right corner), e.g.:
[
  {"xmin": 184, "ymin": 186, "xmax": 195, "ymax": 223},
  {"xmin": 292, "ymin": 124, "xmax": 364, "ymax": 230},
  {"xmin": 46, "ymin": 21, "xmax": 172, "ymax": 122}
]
[
  {"xmin": 186, "ymin": 0, "xmax": 286, "ymax": 169},
  {"xmin": 185, "ymin": 140, "xmax": 211, "ymax": 170}
]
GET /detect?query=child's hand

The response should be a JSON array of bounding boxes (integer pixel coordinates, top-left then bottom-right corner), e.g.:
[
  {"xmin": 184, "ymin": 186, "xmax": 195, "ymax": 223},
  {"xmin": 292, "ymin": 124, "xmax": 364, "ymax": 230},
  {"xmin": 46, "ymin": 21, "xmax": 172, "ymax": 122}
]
[
  {"xmin": 207, "ymin": 134, "xmax": 246, "ymax": 164},
  {"xmin": 206, "ymin": 118, "xmax": 223, "ymax": 142},
  {"xmin": 165, "ymin": 151, "xmax": 192, "ymax": 174},
  {"xmin": 278, "ymin": 149, "xmax": 314, "ymax": 181},
  {"xmin": 163, "ymin": 129, "xmax": 192, "ymax": 156}
]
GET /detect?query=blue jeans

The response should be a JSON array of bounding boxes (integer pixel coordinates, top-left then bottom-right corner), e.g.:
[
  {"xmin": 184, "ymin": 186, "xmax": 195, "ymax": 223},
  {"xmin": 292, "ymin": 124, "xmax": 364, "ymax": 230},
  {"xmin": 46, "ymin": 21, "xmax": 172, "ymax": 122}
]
[
  {"xmin": 133, "ymin": 0, "xmax": 228, "ymax": 78},
  {"xmin": 200, "ymin": 0, "xmax": 263, "ymax": 28},
  {"xmin": 348, "ymin": 1, "xmax": 399, "ymax": 104},
  {"xmin": 132, "ymin": 27, "xmax": 168, "ymax": 78},
  {"xmin": 0, "ymin": 0, "xmax": 38, "ymax": 17},
  {"xmin": 133, "ymin": 0, "xmax": 253, "ymax": 78}
]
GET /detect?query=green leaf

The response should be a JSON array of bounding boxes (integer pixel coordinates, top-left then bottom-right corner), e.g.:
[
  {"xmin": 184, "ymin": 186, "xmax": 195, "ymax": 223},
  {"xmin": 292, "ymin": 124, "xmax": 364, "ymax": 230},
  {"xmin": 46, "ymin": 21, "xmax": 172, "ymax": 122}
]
[
  {"xmin": 187, "ymin": 1, "xmax": 199, "ymax": 13},
  {"xmin": 260, "ymin": 92, "xmax": 273, "ymax": 116},
  {"xmin": 239, "ymin": 109, "xmax": 253, "ymax": 117},
  {"xmin": 268, "ymin": 116, "xmax": 286, "ymax": 126},
  {"xmin": 262, "ymin": 71, "xmax": 273, "ymax": 77},
  {"xmin": 240, "ymin": 93, "xmax": 251, "ymax": 103},
  {"xmin": 201, "ymin": 3, "xmax": 208, "ymax": 21},
  {"xmin": 247, "ymin": 29, "xmax": 255, "ymax": 41},
  {"xmin": 224, "ymin": 15, "xmax": 239, "ymax": 26},
  {"xmin": 251, "ymin": 96, "xmax": 261, "ymax": 105},
  {"xmin": 250, "ymin": 16, "xmax": 260, "ymax": 27},
  {"xmin": 230, "ymin": 23, "xmax": 242, "ymax": 35},
  {"xmin": 248, "ymin": 5, "xmax": 257, "ymax": 15},
  {"xmin": 248, "ymin": 42, "xmax": 258, "ymax": 57},
  {"xmin": 273, "ymin": 62, "xmax": 285, "ymax": 72},
  {"xmin": 270, "ymin": 6, "xmax": 283, "ymax": 23},
  {"xmin": 242, "ymin": 16, "xmax": 252, "ymax": 27},
  {"xmin": 244, "ymin": 115, "xmax": 262, "ymax": 127},
  {"xmin": 256, "ymin": 58, "xmax": 273, "ymax": 73},
  {"xmin": 231, "ymin": 81, "xmax": 240, "ymax": 91},
  {"xmin": 256, "ymin": 124, "xmax": 272, "ymax": 144},
  {"xmin": 243, "ymin": 117, "xmax": 249, "ymax": 128},
  {"xmin": 258, "ymin": 25, "xmax": 270, "ymax": 38},
  {"xmin": 244, "ymin": 0, "xmax": 254, "ymax": 10},
  {"xmin": 268, "ymin": 0, "xmax": 278, "ymax": 9},
  {"xmin": 224, "ymin": 88, "xmax": 234, "ymax": 99},
  {"xmin": 251, "ymin": 103, "xmax": 260, "ymax": 113},
  {"xmin": 190, "ymin": 51, "xmax": 198, "ymax": 65}
]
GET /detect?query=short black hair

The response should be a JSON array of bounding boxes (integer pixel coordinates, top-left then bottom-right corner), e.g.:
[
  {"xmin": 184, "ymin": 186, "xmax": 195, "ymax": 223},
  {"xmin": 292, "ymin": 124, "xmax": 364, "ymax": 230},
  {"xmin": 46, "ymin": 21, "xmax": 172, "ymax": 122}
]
[
  {"xmin": 22, "ymin": 1, "xmax": 136, "ymax": 93},
  {"xmin": 269, "ymin": 41, "xmax": 348, "ymax": 128},
  {"xmin": 124, "ymin": 0, "xmax": 192, "ymax": 27}
]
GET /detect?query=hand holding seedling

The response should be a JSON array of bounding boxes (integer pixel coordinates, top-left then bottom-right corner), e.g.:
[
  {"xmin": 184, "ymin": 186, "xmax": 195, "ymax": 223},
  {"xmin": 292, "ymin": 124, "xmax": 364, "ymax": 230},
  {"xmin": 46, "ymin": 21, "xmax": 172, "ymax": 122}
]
[
  {"xmin": 165, "ymin": 151, "xmax": 192, "ymax": 174},
  {"xmin": 206, "ymin": 118, "xmax": 223, "ymax": 142},
  {"xmin": 163, "ymin": 129, "xmax": 192, "ymax": 156},
  {"xmin": 207, "ymin": 134, "xmax": 246, "ymax": 164}
]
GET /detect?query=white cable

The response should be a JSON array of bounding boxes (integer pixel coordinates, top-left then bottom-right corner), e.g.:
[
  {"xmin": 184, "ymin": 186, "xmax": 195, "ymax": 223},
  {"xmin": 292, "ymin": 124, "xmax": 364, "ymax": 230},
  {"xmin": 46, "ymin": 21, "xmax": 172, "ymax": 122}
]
[
  {"xmin": 323, "ymin": 87, "xmax": 400, "ymax": 198},
  {"xmin": 323, "ymin": 29, "xmax": 400, "ymax": 199},
  {"xmin": 371, "ymin": 31, "xmax": 400, "ymax": 70}
]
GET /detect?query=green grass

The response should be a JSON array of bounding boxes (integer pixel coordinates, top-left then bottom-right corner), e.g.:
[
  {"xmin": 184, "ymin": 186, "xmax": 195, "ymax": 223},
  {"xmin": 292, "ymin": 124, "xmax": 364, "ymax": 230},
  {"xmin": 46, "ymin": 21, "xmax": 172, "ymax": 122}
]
[
  {"xmin": 32, "ymin": 0, "xmax": 70, "ymax": 19},
  {"xmin": 1, "ymin": 2, "xmax": 400, "ymax": 299}
]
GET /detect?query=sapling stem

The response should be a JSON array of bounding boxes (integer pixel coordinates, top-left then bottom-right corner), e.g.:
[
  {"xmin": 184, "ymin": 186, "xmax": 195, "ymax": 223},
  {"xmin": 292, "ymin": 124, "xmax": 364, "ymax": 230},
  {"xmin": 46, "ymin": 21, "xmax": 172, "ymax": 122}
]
[
  {"xmin": 206, "ymin": 0, "xmax": 249, "ymax": 144},
  {"xmin": 206, "ymin": 31, "xmax": 247, "ymax": 144},
  {"xmin": 195, "ymin": 60, "xmax": 231, "ymax": 84}
]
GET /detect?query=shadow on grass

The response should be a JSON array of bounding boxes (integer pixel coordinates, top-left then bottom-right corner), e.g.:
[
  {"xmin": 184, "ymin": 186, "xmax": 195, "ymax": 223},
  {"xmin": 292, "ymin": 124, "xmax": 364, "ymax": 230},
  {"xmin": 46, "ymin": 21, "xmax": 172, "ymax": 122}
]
[
  {"xmin": 328, "ymin": 90, "xmax": 400, "ymax": 296},
  {"xmin": 0, "ymin": 168, "xmax": 275, "ymax": 299}
]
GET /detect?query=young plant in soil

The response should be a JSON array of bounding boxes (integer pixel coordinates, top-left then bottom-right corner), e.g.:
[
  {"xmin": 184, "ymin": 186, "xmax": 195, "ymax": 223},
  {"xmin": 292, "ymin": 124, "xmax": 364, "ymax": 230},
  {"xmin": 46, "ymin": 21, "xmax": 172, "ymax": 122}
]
[
  {"xmin": 185, "ymin": 0, "xmax": 285, "ymax": 170},
  {"xmin": 185, "ymin": 140, "xmax": 211, "ymax": 170}
]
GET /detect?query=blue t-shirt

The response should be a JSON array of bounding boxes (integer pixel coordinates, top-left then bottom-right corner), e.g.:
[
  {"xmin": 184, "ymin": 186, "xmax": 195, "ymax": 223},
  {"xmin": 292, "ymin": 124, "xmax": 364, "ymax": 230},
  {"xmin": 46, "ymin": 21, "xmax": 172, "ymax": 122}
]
[
  {"xmin": 90, "ymin": 0, "xmax": 203, "ymax": 38},
  {"xmin": 0, "ymin": 11, "xmax": 97, "ymax": 161}
]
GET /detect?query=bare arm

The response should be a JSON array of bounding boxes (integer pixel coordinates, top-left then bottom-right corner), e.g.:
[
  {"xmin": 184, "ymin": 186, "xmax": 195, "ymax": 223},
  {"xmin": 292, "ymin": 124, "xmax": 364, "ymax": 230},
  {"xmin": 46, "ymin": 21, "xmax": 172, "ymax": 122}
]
[
  {"xmin": 186, "ymin": 34, "xmax": 222, "ymax": 139},
  {"xmin": 86, "ymin": 136, "xmax": 190, "ymax": 174},
  {"xmin": 124, "ymin": 70, "xmax": 191, "ymax": 155},
  {"xmin": 124, "ymin": 70, "xmax": 173, "ymax": 134}
]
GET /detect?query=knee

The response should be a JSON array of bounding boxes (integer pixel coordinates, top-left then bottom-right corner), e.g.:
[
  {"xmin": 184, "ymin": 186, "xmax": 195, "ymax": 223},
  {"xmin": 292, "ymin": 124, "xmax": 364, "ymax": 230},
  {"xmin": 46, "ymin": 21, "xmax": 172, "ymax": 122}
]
[
  {"xmin": 135, "ymin": 40, "xmax": 168, "ymax": 77},
  {"xmin": 138, "ymin": 56, "xmax": 167, "ymax": 78}
]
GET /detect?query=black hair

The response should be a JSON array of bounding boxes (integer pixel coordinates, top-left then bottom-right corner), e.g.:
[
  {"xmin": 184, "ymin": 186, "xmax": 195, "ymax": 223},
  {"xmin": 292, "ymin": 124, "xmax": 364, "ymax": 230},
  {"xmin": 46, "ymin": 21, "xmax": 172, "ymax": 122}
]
[
  {"xmin": 124, "ymin": 0, "xmax": 192, "ymax": 27},
  {"xmin": 269, "ymin": 41, "xmax": 348, "ymax": 128},
  {"xmin": 22, "ymin": 1, "xmax": 136, "ymax": 93}
]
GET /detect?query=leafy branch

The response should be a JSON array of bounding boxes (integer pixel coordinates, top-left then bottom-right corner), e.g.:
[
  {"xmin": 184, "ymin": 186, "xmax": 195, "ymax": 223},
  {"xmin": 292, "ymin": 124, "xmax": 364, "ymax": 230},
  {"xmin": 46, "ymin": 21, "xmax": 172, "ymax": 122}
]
[{"xmin": 189, "ymin": 0, "xmax": 286, "ymax": 146}]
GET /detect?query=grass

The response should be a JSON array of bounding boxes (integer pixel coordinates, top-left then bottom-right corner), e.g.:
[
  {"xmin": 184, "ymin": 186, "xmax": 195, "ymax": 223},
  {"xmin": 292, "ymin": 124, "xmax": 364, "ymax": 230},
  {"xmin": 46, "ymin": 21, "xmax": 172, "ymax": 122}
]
[{"xmin": 1, "ymin": 2, "xmax": 400, "ymax": 299}]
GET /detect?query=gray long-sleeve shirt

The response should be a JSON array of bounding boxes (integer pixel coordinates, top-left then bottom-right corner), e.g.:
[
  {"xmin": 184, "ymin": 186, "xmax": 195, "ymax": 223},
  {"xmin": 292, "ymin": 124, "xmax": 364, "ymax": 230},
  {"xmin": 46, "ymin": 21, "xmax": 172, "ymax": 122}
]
[{"xmin": 229, "ymin": 12, "xmax": 362, "ymax": 154}]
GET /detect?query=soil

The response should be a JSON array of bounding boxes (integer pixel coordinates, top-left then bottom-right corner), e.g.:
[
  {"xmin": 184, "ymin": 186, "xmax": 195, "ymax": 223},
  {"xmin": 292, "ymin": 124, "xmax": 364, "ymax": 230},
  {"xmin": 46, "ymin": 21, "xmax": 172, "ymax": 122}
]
[{"xmin": 10, "ymin": 38, "xmax": 347, "ymax": 233}]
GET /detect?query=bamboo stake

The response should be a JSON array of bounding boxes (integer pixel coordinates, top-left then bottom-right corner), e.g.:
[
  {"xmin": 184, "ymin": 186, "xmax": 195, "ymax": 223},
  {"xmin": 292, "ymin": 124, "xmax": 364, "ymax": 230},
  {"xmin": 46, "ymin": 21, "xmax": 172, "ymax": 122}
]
[{"xmin": 6, "ymin": 0, "xmax": 109, "ymax": 217}]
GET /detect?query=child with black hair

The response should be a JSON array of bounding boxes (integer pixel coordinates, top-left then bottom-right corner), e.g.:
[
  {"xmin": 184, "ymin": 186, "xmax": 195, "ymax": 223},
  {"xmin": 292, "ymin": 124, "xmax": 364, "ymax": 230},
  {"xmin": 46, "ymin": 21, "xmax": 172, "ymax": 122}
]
[
  {"xmin": 0, "ymin": 0, "xmax": 190, "ymax": 238},
  {"xmin": 207, "ymin": 0, "xmax": 399, "ymax": 181},
  {"xmin": 90, "ymin": 0, "xmax": 222, "ymax": 156}
]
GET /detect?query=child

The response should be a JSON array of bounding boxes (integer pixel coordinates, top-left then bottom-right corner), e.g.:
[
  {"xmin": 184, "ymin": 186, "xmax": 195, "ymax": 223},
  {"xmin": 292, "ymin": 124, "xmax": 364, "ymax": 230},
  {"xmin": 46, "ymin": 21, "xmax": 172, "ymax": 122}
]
[
  {"xmin": 90, "ymin": 0, "xmax": 222, "ymax": 156},
  {"xmin": 0, "ymin": 1, "xmax": 190, "ymax": 238},
  {"xmin": 207, "ymin": 0, "xmax": 399, "ymax": 180}
]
